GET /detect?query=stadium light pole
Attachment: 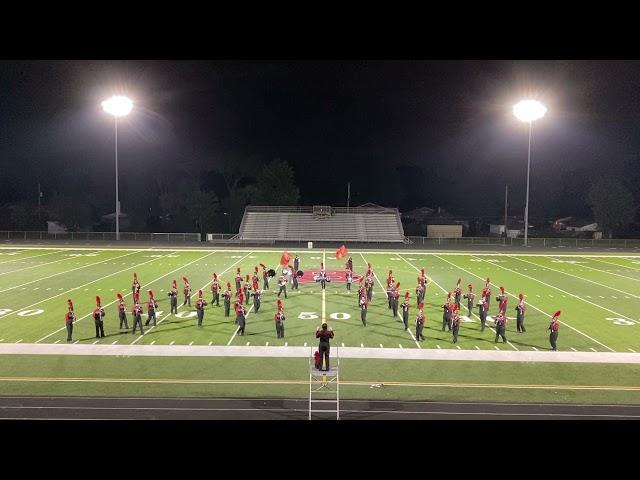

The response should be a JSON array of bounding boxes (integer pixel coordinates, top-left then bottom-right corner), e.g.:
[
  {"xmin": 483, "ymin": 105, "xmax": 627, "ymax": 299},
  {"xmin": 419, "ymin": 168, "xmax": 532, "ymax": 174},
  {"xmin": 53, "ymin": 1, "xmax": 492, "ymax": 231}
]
[
  {"xmin": 101, "ymin": 96, "xmax": 133, "ymax": 241},
  {"xmin": 513, "ymin": 99, "xmax": 546, "ymax": 247}
]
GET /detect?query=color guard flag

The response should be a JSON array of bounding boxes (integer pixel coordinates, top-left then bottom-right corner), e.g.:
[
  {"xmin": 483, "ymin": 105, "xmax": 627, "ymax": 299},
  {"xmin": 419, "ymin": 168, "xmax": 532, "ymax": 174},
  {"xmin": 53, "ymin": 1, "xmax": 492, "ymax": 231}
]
[
  {"xmin": 280, "ymin": 251, "xmax": 291, "ymax": 266},
  {"xmin": 335, "ymin": 244, "xmax": 348, "ymax": 259}
]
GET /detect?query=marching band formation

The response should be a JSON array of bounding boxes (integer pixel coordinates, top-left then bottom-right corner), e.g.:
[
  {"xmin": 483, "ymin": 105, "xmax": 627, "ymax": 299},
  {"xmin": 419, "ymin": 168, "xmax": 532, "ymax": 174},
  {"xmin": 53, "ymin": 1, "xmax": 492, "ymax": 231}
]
[{"xmin": 63, "ymin": 254, "xmax": 562, "ymax": 351}]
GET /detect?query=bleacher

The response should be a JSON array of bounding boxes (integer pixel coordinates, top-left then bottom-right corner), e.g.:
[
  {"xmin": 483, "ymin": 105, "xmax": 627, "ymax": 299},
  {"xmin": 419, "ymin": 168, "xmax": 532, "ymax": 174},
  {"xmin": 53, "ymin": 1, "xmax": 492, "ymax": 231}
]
[{"xmin": 237, "ymin": 205, "xmax": 405, "ymax": 243}]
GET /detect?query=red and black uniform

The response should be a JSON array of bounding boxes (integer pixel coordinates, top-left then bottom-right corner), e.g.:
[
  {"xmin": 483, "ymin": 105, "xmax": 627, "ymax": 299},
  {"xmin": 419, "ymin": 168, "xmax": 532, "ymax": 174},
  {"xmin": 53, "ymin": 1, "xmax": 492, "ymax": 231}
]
[
  {"xmin": 494, "ymin": 313, "xmax": 507, "ymax": 343},
  {"xmin": 365, "ymin": 277, "xmax": 373, "ymax": 302},
  {"xmin": 274, "ymin": 310, "xmax": 285, "ymax": 338},
  {"xmin": 454, "ymin": 285, "xmax": 462, "ymax": 310},
  {"xmin": 463, "ymin": 285, "xmax": 475, "ymax": 317},
  {"xmin": 415, "ymin": 308, "xmax": 425, "ymax": 341},
  {"xmin": 415, "ymin": 280, "xmax": 425, "ymax": 308},
  {"xmin": 358, "ymin": 282, "xmax": 366, "ymax": 306},
  {"xmin": 315, "ymin": 325, "xmax": 334, "ymax": 371},
  {"xmin": 132, "ymin": 303, "xmax": 144, "ymax": 335},
  {"xmin": 345, "ymin": 270, "xmax": 353, "ymax": 292},
  {"xmin": 211, "ymin": 278, "xmax": 220, "ymax": 306},
  {"xmin": 277, "ymin": 275, "xmax": 287, "ymax": 298},
  {"xmin": 223, "ymin": 285, "xmax": 232, "ymax": 317},
  {"xmin": 118, "ymin": 301, "xmax": 129, "ymax": 329},
  {"xmin": 262, "ymin": 268, "xmax": 269, "ymax": 290},
  {"xmin": 391, "ymin": 283, "xmax": 400, "ymax": 318},
  {"xmin": 516, "ymin": 294, "xmax": 526, "ymax": 333},
  {"xmin": 236, "ymin": 304, "xmax": 247, "ymax": 336},
  {"xmin": 451, "ymin": 307, "xmax": 461, "ymax": 343},
  {"xmin": 145, "ymin": 298, "xmax": 158, "ymax": 327},
  {"xmin": 359, "ymin": 295, "xmax": 368, "ymax": 326},
  {"xmin": 401, "ymin": 294, "xmax": 411, "ymax": 331},
  {"xmin": 183, "ymin": 283, "xmax": 191, "ymax": 306},
  {"xmin": 243, "ymin": 276, "xmax": 251, "ymax": 305},
  {"xmin": 497, "ymin": 287, "xmax": 508, "ymax": 314},
  {"xmin": 252, "ymin": 288, "xmax": 261, "ymax": 313},
  {"xmin": 386, "ymin": 273, "xmax": 394, "ymax": 309},
  {"xmin": 196, "ymin": 297, "xmax": 208, "ymax": 327},
  {"xmin": 484, "ymin": 280, "xmax": 492, "ymax": 310},
  {"xmin": 235, "ymin": 271, "xmax": 242, "ymax": 292},
  {"xmin": 442, "ymin": 300, "xmax": 452, "ymax": 332},
  {"xmin": 549, "ymin": 312, "xmax": 561, "ymax": 350},
  {"xmin": 65, "ymin": 311, "xmax": 75, "ymax": 342},
  {"xmin": 93, "ymin": 306, "xmax": 105, "ymax": 338}
]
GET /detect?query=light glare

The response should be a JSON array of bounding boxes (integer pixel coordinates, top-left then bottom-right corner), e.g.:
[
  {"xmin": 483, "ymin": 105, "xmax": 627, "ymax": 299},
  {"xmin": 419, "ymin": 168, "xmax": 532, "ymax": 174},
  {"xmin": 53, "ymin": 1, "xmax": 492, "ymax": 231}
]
[
  {"xmin": 513, "ymin": 99, "xmax": 546, "ymax": 123},
  {"xmin": 102, "ymin": 95, "xmax": 133, "ymax": 117}
]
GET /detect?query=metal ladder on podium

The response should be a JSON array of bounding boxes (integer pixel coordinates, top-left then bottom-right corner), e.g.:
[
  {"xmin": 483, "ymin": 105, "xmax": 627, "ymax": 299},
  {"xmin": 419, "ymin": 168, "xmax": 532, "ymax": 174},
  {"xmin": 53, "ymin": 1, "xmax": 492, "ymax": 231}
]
[{"xmin": 308, "ymin": 346, "xmax": 340, "ymax": 420}]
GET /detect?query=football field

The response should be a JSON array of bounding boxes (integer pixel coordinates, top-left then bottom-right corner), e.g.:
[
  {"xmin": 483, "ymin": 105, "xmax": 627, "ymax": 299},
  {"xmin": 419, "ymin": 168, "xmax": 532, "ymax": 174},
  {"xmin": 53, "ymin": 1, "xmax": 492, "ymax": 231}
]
[
  {"xmin": 0, "ymin": 246, "xmax": 639, "ymax": 352},
  {"xmin": 1, "ymin": 245, "xmax": 640, "ymax": 410}
]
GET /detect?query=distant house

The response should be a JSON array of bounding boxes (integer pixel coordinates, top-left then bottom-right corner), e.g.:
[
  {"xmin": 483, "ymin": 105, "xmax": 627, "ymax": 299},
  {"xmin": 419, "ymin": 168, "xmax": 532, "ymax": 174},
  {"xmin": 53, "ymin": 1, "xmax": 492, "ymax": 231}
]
[
  {"xmin": 553, "ymin": 217, "xmax": 598, "ymax": 232},
  {"xmin": 47, "ymin": 221, "xmax": 67, "ymax": 233}
]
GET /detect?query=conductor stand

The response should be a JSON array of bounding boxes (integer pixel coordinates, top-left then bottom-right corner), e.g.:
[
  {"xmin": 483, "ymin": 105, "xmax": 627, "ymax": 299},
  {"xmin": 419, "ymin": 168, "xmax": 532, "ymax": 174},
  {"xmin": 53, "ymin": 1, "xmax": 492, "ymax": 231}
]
[{"xmin": 308, "ymin": 346, "xmax": 340, "ymax": 420}]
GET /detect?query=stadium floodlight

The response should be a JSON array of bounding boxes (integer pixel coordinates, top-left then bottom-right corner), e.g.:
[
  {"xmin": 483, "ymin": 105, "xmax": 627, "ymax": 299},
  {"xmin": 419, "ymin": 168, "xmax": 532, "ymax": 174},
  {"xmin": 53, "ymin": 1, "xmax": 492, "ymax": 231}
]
[
  {"xmin": 102, "ymin": 96, "xmax": 133, "ymax": 240},
  {"xmin": 513, "ymin": 99, "xmax": 546, "ymax": 247}
]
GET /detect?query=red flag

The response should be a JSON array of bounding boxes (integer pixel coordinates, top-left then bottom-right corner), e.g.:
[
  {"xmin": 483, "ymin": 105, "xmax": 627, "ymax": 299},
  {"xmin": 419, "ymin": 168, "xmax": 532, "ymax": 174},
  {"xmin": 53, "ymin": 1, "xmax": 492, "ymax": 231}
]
[
  {"xmin": 280, "ymin": 251, "xmax": 291, "ymax": 266},
  {"xmin": 335, "ymin": 244, "xmax": 348, "ymax": 259}
]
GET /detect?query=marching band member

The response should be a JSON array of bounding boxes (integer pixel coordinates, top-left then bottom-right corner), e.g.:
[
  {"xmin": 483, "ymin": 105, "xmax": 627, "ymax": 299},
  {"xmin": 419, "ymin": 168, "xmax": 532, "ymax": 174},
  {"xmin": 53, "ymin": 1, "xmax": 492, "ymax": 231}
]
[
  {"xmin": 494, "ymin": 311, "xmax": 508, "ymax": 344},
  {"xmin": 243, "ymin": 274, "xmax": 251, "ymax": 306},
  {"xmin": 515, "ymin": 293, "xmax": 526, "ymax": 333},
  {"xmin": 345, "ymin": 269, "xmax": 353, "ymax": 292},
  {"xmin": 359, "ymin": 293, "xmax": 368, "ymax": 326},
  {"xmin": 478, "ymin": 289, "xmax": 489, "ymax": 332},
  {"xmin": 277, "ymin": 273, "xmax": 287, "ymax": 298},
  {"xmin": 549, "ymin": 310, "xmax": 561, "ymax": 351},
  {"xmin": 196, "ymin": 290, "xmax": 208, "ymax": 328},
  {"xmin": 252, "ymin": 284, "xmax": 261, "ymax": 313},
  {"xmin": 496, "ymin": 286, "xmax": 508, "ymax": 314},
  {"xmin": 454, "ymin": 278, "xmax": 462, "ymax": 310},
  {"xmin": 451, "ymin": 304, "xmax": 461, "ymax": 343},
  {"xmin": 386, "ymin": 270, "xmax": 394, "ymax": 309},
  {"xmin": 415, "ymin": 277, "xmax": 425, "ymax": 308},
  {"xmin": 223, "ymin": 282, "xmax": 232, "ymax": 317},
  {"xmin": 235, "ymin": 268, "xmax": 242, "ymax": 292},
  {"xmin": 252, "ymin": 267, "xmax": 260, "ymax": 288},
  {"xmin": 261, "ymin": 263, "xmax": 269, "ymax": 290},
  {"xmin": 274, "ymin": 299, "xmax": 285, "ymax": 338},
  {"xmin": 236, "ymin": 302, "xmax": 247, "ymax": 336},
  {"xmin": 365, "ymin": 275, "xmax": 373, "ymax": 302},
  {"xmin": 319, "ymin": 262, "xmax": 328, "ymax": 290},
  {"xmin": 168, "ymin": 280, "xmax": 178, "ymax": 314},
  {"xmin": 132, "ymin": 300, "xmax": 144, "ymax": 335},
  {"xmin": 93, "ymin": 296, "xmax": 106, "ymax": 338},
  {"xmin": 117, "ymin": 293, "xmax": 128, "ymax": 329},
  {"xmin": 415, "ymin": 303, "xmax": 426, "ymax": 341},
  {"xmin": 463, "ymin": 284, "xmax": 475, "ymax": 317},
  {"xmin": 145, "ymin": 290, "xmax": 158, "ymax": 327},
  {"xmin": 484, "ymin": 277, "xmax": 492, "ymax": 310},
  {"xmin": 183, "ymin": 277, "xmax": 191, "ymax": 306},
  {"xmin": 442, "ymin": 292, "xmax": 452, "ymax": 332},
  {"xmin": 391, "ymin": 282, "xmax": 400, "ymax": 318},
  {"xmin": 132, "ymin": 272, "xmax": 140, "ymax": 297},
  {"xmin": 401, "ymin": 292, "xmax": 410, "ymax": 331},
  {"xmin": 65, "ymin": 299, "xmax": 75, "ymax": 343},
  {"xmin": 211, "ymin": 273, "xmax": 220, "ymax": 306}
]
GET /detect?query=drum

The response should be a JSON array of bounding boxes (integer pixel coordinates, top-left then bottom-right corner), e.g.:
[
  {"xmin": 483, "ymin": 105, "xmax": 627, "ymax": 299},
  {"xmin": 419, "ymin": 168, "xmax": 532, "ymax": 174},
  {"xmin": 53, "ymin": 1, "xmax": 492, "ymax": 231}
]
[
  {"xmin": 267, "ymin": 269, "xmax": 276, "ymax": 278},
  {"xmin": 296, "ymin": 270, "xmax": 304, "ymax": 278}
]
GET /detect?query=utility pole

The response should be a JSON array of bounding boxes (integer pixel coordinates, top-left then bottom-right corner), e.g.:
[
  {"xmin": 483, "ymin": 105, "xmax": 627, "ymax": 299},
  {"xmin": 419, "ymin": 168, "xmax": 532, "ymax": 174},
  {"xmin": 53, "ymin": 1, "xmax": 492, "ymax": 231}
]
[
  {"xmin": 347, "ymin": 182, "xmax": 351, "ymax": 212},
  {"xmin": 38, "ymin": 183, "xmax": 42, "ymax": 220},
  {"xmin": 504, "ymin": 184, "xmax": 508, "ymax": 237}
]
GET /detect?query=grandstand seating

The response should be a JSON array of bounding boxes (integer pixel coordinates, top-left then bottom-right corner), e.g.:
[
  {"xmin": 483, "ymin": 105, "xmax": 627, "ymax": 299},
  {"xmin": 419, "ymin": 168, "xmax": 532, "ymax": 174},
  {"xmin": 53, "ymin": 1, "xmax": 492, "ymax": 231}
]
[{"xmin": 237, "ymin": 206, "xmax": 405, "ymax": 243}]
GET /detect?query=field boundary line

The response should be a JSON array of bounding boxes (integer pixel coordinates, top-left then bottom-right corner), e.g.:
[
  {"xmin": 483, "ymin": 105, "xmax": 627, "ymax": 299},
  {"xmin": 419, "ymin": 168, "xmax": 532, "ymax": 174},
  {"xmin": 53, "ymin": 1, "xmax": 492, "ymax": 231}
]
[
  {"xmin": 549, "ymin": 256, "xmax": 640, "ymax": 282},
  {"xmin": 0, "ymin": 250, "xmax": 64, "ymax": 265},
  {"xmin": 589, "ymin": 257, "xmax": 640, "ymax": 272}
]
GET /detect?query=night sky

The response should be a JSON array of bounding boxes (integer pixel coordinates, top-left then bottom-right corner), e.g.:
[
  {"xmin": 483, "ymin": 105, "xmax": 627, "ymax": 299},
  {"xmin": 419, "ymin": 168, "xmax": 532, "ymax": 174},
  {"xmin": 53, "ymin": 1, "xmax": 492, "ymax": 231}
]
[{"xmin": 2, "ymin": 60, "xmax": 640, "ymax": 222}]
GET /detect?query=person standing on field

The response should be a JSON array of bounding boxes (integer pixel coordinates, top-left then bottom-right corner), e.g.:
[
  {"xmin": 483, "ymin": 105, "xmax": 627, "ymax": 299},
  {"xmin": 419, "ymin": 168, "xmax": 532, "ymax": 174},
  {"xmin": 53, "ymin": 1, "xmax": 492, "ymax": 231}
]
[
  {"xmin": 415, "ymin": 303, "xmax": 426, "ymax": 341},
  {"xmin": 132, "ymin": 301, "xmax": 144, "ymax": 335},
  {"xmin": 549, "ymin": 310, "xmax": 561, "ymax": 351},
  {"xmin": 463, "ymin": 284, "xmax": 475, "ymax": 318},
  {"xmin": 117, "ymin": 293, "xmax": 129, "ymax": 329},
  {"xmin": 168, "ymin": 280, "xmax": 178, "ymax": 314},
  {"xmin": 516, "ymin": 293, "xmax": 526, "ymax": 333},
  {"xmin": 65, "ymin": 299, "xmax": 75, "ymax": 343},
  {"xmin": 401, "ymin": 292, "xmax": 410, "ymax": 331}
]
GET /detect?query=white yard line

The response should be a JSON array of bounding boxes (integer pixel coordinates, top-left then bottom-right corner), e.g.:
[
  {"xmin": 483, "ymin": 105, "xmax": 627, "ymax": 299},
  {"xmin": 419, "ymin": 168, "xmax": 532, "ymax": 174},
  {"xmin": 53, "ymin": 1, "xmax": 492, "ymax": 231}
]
[
  {"xmin": 360, "ymin": 252, "xmax": 421, "ymax": 349},
  {"xmin": 557, "ymin": 257, "xmax": 640, "ymax": 283},
  {"xmin": 398, "ymin": 254, "xmax": 519, "ymax": 351},
  {"xmin": 477, "ymin": 255, "xmax": 639, "ymax": 326},
  {"xmin": 0, "ymin": 250, "xmax": 142, "ymax": 295},
  {"xmin": 589, "ymin": 257, "xmax": 640, "ymax": 272},
  {"xmin": 0, "ymin": 252, "xmax": 90, "ymax": 277},
  {"xmin": 514, "ymin": 256, "xmax": 640, "ymax": 298},
  {"xmin": 432, "ymin": 254, "xmax": 616, "ymax": 352},
  {"xmin": 6, "ymin": 251, "xmax": 169, "ymax": 325},
  {"xmin": 35, "ymin": 251, "xmax": 204, "ymax": 343},
  {"xmin": 0, "ymin": 250, "xmax": 63, "ymax": 266}
]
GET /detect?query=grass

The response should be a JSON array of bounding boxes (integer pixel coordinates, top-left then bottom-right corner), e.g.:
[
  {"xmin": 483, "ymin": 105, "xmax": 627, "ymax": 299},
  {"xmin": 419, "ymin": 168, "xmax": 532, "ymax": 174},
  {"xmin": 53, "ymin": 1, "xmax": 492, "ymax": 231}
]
[{"xmin": 0, "ymin": 245, "xmax": 639, "ymax": 404}]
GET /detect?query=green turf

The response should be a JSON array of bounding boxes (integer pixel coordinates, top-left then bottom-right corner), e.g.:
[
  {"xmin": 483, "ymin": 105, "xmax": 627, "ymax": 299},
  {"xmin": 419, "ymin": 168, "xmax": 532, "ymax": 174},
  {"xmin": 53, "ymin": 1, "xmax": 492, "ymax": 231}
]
[
  {"xmin": 0, "ymin": 247, "xmax": 639, "ymax": 352},
  {"xmin": 1, "ymin": 354, "xmax": 640, "ymax": 404}
]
